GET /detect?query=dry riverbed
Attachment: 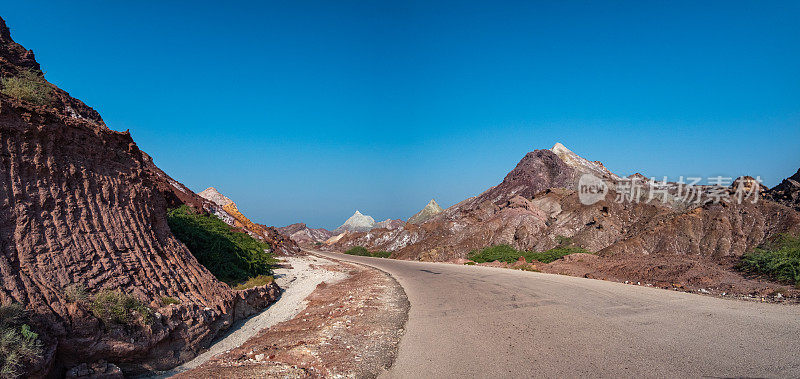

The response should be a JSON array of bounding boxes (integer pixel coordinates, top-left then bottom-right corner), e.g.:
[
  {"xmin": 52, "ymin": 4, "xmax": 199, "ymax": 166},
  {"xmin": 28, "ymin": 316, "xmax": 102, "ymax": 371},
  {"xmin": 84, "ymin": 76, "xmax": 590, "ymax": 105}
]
[{"xmin": 175, "ymin": 253, "xmax": 408, "ymax": 378}]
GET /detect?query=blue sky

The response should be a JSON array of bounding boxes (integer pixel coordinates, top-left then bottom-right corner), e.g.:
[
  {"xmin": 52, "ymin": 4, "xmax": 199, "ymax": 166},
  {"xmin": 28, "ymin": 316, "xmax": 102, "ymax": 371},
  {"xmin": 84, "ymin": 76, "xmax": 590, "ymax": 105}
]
[{"xmin": 4, "ymin": 1, "xmax": 799, "ymax": 229}]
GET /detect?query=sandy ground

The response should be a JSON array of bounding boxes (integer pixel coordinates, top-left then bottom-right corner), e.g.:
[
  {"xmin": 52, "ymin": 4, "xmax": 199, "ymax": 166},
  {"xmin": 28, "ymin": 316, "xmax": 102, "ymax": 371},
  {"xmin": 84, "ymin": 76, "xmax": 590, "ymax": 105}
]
[
  {"xmin": 153, "ymin": 255, "xmax": 347, "ymax": 377},
  {"xmin": 178, "ymin": 253, "xmax": 409, "ymax": 378}
]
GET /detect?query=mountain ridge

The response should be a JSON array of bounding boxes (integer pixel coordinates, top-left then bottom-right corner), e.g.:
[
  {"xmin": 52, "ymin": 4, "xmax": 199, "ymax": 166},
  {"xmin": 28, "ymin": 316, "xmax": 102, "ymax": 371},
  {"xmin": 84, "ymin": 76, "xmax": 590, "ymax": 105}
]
[{"xmin": 325, "ymin": 143, "xmax": 800, "ymax": 296}]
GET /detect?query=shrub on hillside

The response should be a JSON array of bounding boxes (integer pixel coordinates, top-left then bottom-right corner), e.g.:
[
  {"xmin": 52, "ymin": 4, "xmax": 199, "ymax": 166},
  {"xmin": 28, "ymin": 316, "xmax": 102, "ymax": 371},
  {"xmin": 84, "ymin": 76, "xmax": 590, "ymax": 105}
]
[
  {"xmin": 345, "ymin": 246, "xmax": 371, "ymax": 256},
  {"xmin": 1, "ymin": 68, "xmax": 53, "ymax": 106},
  {"xmin": 160, "ymin": 296, "xmax": 180, "ymax": 306},
  {"xmin": 738, "ymin": 234, "xmax": 800, "ymax": 284},
  {"xmin": 469, "ymin": 244, "xmax": 590, "ymax": 264},
  {"xmin": 0, "ymin": 303, "xmax": 43, "ymax": 378},
  {"xmin": 344, "ymin": 246, "xmax": 392, "ymax": 258},
  {"xmin": 233, "ymin": 275, "xmax": 274, "ymax": 290},
  {"xmin": 167, "ymin": 205, "xmax": 276, "ymax": 284},
  {"xmin": 526, "ymin": 246, "xmax": 588, "ymax": 263},
  {"xmin": 468, "ymin": 244, "xmax": 522, "ymax": 263},
  {"xmin": 90, "ymin": 290, "xmax": 152, "ymax": 326},
  {"xmin": 63, "ymin": 284, "xmax": 89, "ymax": 303},
  {"xmin": 371, "ymin": 251, "xmax": 392, "ymax": 258}
]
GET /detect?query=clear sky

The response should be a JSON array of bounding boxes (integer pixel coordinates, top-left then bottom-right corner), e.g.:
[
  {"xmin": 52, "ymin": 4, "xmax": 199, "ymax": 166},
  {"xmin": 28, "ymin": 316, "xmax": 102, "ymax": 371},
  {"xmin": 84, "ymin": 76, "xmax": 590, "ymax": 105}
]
[{"xmin": 4, "ymin": 1, "xmax": 799, "ymax": 229}]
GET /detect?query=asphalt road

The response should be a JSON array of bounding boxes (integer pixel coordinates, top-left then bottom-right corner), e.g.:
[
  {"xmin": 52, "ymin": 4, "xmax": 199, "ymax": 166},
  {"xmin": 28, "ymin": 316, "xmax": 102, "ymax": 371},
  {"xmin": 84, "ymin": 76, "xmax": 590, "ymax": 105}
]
[{"xmin": 315, "ymin": 251, "xmax": 800, "ymax": 378}]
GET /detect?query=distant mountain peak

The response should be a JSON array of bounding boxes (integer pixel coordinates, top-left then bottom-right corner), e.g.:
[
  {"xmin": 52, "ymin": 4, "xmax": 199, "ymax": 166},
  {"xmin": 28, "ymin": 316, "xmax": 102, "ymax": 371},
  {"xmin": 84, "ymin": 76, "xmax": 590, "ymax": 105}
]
[
  {"xmin": 408, "ymin": 198, "xmax": 444, "ymax": 224},
  {"xmin": 333, "ymin": 210, "xmax": 376, "ymax": 233}
]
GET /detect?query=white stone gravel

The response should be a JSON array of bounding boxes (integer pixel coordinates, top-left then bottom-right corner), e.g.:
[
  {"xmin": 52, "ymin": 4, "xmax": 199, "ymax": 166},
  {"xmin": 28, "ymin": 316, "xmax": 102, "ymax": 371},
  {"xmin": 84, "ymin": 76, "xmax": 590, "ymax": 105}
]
[{"xmin": 153, "ymin": 254, "xmax": 347, "ymax": 377}]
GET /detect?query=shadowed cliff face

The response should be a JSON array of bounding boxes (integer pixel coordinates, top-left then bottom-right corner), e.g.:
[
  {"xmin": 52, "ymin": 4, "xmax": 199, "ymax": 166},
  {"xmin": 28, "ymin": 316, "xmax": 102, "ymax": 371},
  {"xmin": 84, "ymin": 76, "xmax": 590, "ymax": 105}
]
[{"xmin": 0, "ymin": 16, "xmax": 279, "ymax": 376}]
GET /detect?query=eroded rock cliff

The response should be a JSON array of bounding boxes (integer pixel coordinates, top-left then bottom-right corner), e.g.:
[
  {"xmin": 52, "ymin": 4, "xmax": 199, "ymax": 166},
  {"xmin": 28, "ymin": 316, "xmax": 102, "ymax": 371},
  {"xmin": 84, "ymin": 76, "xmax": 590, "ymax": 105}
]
[{"xmin": 0, "ymin": 16, "xmax": 279, "ymax": 376}]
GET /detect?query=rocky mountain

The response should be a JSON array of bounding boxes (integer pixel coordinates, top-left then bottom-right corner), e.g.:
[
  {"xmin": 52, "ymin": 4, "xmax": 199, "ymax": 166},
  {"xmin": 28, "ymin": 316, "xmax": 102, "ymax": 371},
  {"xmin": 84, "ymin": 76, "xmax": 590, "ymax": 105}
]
[
  {"xmin": 408, "ymin": 199, "xmax": 443, "ymax": 224},
  {"xmin": 377, "ymin": 218, "xmax": 406, "ymax": 230},
  {"xmin": 550, "ymin": 142, "xmax": 620, "ymax": 181},
  {"xmin": 277, "ymin": 223, "xmax": 335, "ymax": 245},
  {"xmin": 327, "ymin": 143, "xmax": 800, "ymax": 295},
  {"xmin": 0, "ymin": 17, "xmax": 284, "ymax": 377},
  {"xmin": 767, "ymin": 168, "xmax": 800, "ymax": 211},
  {"xmin": 333, "ymin": 210, "xmax": 377, "ymax": 234}
]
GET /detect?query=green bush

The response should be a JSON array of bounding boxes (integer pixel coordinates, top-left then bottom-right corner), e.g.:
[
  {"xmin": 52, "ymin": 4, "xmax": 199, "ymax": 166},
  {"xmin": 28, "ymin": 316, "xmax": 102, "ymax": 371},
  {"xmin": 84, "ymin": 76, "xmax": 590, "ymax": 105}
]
[
  {"xmin": 371, "ymin": 251, "xmax": 392, "ymax": 258},
  {"xmin": 344, "ymin": 246, "xmax": 391, "ymax": 258},
  {"xmin": 167, "ymin": 205, "xmax": 277, "ymax": 284},
  {"xmin": 233, "ymin": 275, "xmax": 274, "ymax": 290},
  {"xmin": 90, "ymin": 290, "xmax": 152, "ymax": 326},
  {"xmin": 468, "ymin": 245, "xmax": 522, "ymax": 264},
  {"xmin": 63, "ymin": 284, "xmax": 89, "ymax": 303},
  {"xmin": 0, "ymin": 304, "xmax": 42, "ymax": 379},
  {"xmin": 345, "ymin": 246, "xmax": 371, "ymax": 256},
  {"xmin": 1, "ymin": 68, "xmax": 53, "ymax": 106},
  {"xmin": 469, "ymin": 244, "xmax": 590, "ymax": 264},
  {"xmin": 526, "ymin": 246, "xmax": 588, "ymax": 264},
  {"xmin": 555, "ymin": 235, "xmax": 573, "ymax": 246},
  {"xmin": 160, "ymin": 296, "xmax": 180, "ymax": 306},
  {"xmin": 738, "ymin": 234, "xmax": 800, "ymax": 284}
]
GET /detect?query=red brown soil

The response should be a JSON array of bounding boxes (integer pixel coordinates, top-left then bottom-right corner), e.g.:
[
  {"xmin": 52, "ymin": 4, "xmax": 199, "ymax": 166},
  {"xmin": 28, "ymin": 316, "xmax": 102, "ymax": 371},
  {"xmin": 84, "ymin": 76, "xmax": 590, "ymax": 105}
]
[
  {"xmin": 0, "ymin": 16, "xmax": 283, "ymax": 376},
  {"xmin": 178, "ymin": 260, "xmax": 409, "ymax": 378}
]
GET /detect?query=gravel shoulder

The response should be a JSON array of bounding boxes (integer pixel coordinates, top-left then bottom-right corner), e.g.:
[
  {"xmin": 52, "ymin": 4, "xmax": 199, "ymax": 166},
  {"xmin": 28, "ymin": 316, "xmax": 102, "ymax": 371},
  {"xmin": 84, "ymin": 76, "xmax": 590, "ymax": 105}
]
[
  {"xmin": 176, "ymin": 252, "xmax": 409, "ymax": 378},
  {"xmin": 154, "ymin": 254, "xmax": 348, "ymax": 377}
]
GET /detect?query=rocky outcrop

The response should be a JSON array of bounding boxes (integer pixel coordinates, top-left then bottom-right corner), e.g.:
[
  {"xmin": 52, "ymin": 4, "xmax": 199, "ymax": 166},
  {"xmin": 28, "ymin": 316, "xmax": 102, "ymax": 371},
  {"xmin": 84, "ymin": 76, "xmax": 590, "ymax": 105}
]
[
  {"xmin": 407, "ymin": 199, "xmax": 443, "ymax": 224},
  {"xmin": 333, "ymin": 210, "xmax": 377, "ymax": 234},
  {"xmin": 198, "ymin": 187, "xmax": 300, "ymax": 255},
  {"xmin": 767, "ymin": 168, "xmax": 800, "ymax": 211},
  {"xmin": 550, "ymin": 142, "xmax": 620, "ymax": 181},
  {"xmin": 376, "ymin": 218, "xmax": 405, "ymax": 230},
  {"xmin": 277, "ymin": 223, "xmax": 334, "ymax": 246},
  {"xmin": 0, "ymin": 17, "xmax": 281, "ymax": 376}
]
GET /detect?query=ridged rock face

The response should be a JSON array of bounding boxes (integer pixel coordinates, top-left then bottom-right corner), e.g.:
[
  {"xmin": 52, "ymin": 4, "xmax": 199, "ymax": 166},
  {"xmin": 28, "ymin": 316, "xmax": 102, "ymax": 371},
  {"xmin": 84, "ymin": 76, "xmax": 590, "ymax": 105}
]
[
  {"xmin": 0, "ymin": 17, "xmax": 280, "ymax": 376},
  {"xmin": 198, "ymin": 187, "xmax": 299, "ymax": 255},
  {"xmin": 333, "ymin": 210, "xmax": 376, "ymax": 234},
  {"xmin": 767, "ymin": 168, "xmax": 800, "ymax": 211},
  {"xmin": 407, "ymin": 199, "xmax": 443, "ymax": 224}
]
